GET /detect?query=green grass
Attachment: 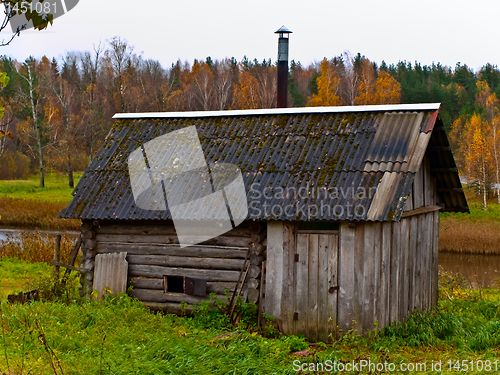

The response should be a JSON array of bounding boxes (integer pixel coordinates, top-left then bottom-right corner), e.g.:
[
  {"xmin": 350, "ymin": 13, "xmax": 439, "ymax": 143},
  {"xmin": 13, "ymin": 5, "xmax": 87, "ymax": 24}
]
[
  {"xmin": 0, "ymin": 266, "xmax": 499, "ymax": 374},
  {"xmin": 0, "ymin": 258, "xmax": 51, "ymax": 300},
  {"xmin": 0, "ymin": 173, "xmax": 82, "ymax": 204}
]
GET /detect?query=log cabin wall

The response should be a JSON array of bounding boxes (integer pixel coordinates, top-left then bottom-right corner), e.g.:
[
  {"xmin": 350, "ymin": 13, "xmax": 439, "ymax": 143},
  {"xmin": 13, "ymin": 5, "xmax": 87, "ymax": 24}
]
[{"xmin": 79, "ymin": 220, "xmax": 267, "ymax": 313}]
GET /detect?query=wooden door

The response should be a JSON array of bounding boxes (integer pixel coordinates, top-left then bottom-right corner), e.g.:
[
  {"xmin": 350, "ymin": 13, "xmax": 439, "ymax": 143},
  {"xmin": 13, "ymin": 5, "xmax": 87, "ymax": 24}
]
[{"xmin": 294, "ymin": 232, "xmax": 339, "ymax": 342}]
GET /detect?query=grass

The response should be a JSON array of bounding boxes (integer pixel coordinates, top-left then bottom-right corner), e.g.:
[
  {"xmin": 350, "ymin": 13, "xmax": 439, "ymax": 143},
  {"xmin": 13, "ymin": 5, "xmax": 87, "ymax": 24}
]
[
  {"xmin": 440, "ymin": 188, "xmax": 500, "ymax": 254},
  {"xmin": 0, "ymin": 264, "xmax": 499, "ymax": 374},
  {"xmin": 0, "ymin": 258, "xmax": 51, "ymax": 300},
  {"xmin": 0, "ymin": 173, "xmax": 81, "ymax": 230},
  {"xmin": 0, "ymin": 173, "xmax": 81, "ymax": 203},
  {"xmin": 0, "ymin": 230, "xmax": 77, "ymax": 264}
]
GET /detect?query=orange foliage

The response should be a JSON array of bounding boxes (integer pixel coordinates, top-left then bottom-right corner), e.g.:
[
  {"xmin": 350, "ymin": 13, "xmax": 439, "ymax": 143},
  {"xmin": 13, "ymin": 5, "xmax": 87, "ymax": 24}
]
[
  {"xmin": 373, "ymin": 71, "xmax": 401, "ymax": 104},
  {"xmin": 232, "ymin": 68, "xmax": 260, "ymax": 109},
  {"xmin": 306, "ymin": 59, "xmax": 341, "ymax": 107}
]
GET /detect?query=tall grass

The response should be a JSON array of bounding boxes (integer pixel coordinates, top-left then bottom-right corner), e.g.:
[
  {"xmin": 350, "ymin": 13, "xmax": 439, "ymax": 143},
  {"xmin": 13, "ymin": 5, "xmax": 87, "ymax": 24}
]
[
  {"xmin": 0, "ymin": 196, "xmax": 79, "ymax": 230},
  {"xmin": 0, "ymin": 231, "xmax": 77, "ymax": 265},
  {"xmin": 440, "ymin": 201, "xmax": 500, "ymax": 254},
  {"xmin": 0, "ymin": 273, "xmax": 499, "ymax": 374}
]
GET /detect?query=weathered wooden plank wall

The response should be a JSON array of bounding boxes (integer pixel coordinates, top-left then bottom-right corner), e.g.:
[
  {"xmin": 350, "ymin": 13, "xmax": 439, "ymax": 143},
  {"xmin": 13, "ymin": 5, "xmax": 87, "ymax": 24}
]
[
  {"xmin": 82, "ymin": 220, "xmax": 266, "ymax": 314},
  {"xmin": 338, "ymin": 209, "xmax": 439, "ymax": 335},
  {"xmin": 405, "ymin": 155, "xmax": 437, "ymax": 212}
]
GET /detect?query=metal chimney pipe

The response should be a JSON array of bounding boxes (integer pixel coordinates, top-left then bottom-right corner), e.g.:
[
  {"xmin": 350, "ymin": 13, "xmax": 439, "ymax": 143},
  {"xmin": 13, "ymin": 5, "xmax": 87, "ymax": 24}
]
[{"xmin": 275, "ymin": 26, "xmax": 292, "ymax": 108}]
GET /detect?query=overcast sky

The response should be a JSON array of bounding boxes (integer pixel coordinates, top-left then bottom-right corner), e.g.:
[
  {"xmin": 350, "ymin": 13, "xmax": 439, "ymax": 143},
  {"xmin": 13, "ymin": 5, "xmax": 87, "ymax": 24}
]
[{"xmin": 0, "ymin": 0, "xmax": 497, "ymax": 72}]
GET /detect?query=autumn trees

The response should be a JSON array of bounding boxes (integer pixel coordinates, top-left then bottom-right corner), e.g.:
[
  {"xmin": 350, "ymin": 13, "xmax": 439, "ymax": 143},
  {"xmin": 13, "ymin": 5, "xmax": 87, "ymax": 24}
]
[
  {"xmin": 1, "ymin": 36, "xmax": 500, "ymax": 207},
  {"xmin": 305, "ymin": 55, "xmax": 401, "ymax": 107}
]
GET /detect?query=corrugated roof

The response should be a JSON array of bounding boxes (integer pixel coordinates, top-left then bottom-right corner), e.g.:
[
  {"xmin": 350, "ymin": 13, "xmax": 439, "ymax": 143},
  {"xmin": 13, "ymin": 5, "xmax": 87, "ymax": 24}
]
[{"xmin": 59, "ymin": 105, "xmax": 468, "ymax": 222}]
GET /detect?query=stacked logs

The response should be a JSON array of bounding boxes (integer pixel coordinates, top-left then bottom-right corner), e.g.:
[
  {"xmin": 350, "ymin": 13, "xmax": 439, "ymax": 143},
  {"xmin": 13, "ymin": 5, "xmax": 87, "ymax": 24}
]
[
  {"xmin": 80, "ymin": 220, "xmax": 98, "ymax": 297},
  {"xmin": 78, "ymin": 219, "xmax": 268, "ymax": 312},
  {"xmin": 246, "ymin": 222, "xmax": 266, "ymax": 304}
]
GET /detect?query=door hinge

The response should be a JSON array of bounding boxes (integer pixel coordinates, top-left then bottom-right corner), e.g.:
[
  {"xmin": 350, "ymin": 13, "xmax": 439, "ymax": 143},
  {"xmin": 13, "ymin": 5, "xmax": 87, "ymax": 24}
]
[
  {"xmin": 294, "ymin": 254, "xmax": 299, "ymax": 262},
  {"xmin": 293, "ymin": 312, "xmax": 298, "ymax": 321}
]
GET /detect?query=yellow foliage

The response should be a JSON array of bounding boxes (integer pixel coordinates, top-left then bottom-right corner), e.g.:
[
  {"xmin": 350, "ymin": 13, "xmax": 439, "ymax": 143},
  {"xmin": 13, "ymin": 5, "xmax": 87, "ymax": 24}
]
[
  {"xmin": 306, "ymin": 59, "xmax": 341, "ymax": 107},
  {"xmin": 232, "ymin": 69, "xmax": 260, "ymax": 109},
  {"xmin": 373, "ymin": 71, "xmax": 401, "ymax": 104}
]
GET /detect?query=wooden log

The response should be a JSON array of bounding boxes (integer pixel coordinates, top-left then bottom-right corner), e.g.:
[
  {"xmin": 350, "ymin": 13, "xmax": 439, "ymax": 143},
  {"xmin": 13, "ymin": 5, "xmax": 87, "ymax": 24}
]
[
  {"xmin": 128, "ymin": 264, "xmax": 241, "ymax": 282},
  {"xmin": 82, "ymin": 259, "xmax": 94, "ymax": 271},
  {"xmin": 63, "ymin": 235, "xmax": 82, "ymax": 279},
  {"xmin": 130, "ymin": 289, "xmax": 226, "ymax": 304},
  {"xmin": 97, "ymin": 223, "xmax": 255, "ymax": 238},
  {"xmin": 251, "ymin": 234, "xmax": 263, "ymax": 244},
  {"xmin": 129, "ymin": 277, "xmax": 164, "ymax": 290},
  {"xmin": 54, "ymin": 234, "xmax": 61, "ymax": 277},
  {"xmin": 84, "ymin": 250, "xmax": 95, "ymax": 260},
  {"xmin": 207, "ymin": 282, "xmax": 238, "ymax": 295},
  {"xmin": 248, "ymin": 222, "xmax": 262, "ymax": 234},
  {"xmin": 51, "ymin": 260, "xmax": 84, "ymax": 273},
  {"xmin": 247, "ymin": 265, "xmax": 261, "ymax": 279},
  {"xmin": 96, "ymin": 233, "xmax": 251, "ymax": 248},
  {"xmin": 126, "ymin": 254, "xmax": 245, "ymax": 270},
  {"xmin": 249, "ymin": 243, "xmax": 264, "ymax": 256},
  {"xmin": 84, "ymin": 239, "xmax": 97, "ymax": 250},
  {"xmin": 81, "ymin": 221, "xmax": 93, "ymax": 232},
  {"xmin": 97, "ymin": 243, "xmax": 248, "ymax": 259},
  {"xmin": 247, "ymin": 288, "xmax": 259, "ymax": 304},
  {"xmin": 97, "ymin": 224, "xmax": 177, "ymax": 236},
  {"xmin": 83, "ymin": 230, "xmax": 97, "ymax": 240},
  {"xmin": 246, "ymin": 278, "xmax": 259, "ymax": 289},
  {"xmin": 127, "ymin": 277, "xmax": 238, "ymax": 294},
  {"xmin": 142, "ymin": 301, "xmax": 194, "ymax": 315},
  {"xmin": 250, "ymin": 255, "xmax": 264, "ymax": 266}
]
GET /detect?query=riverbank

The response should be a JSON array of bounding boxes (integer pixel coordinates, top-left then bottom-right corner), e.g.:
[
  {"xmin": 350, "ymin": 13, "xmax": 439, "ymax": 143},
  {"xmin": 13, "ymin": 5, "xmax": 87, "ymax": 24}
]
[
  {"xmin": 0, "ymin": 174, "xmax": 80, "ymax": 230},
  {"xmin": 440, "ymin": 189, "xmax": 500, "ymax": 254}
]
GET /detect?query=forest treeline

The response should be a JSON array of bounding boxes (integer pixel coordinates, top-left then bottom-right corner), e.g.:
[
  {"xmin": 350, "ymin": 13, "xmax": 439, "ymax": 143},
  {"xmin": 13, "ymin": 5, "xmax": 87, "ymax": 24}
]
[{"xmin": 0, "ymin": 36, "xmax": 499, "ymax": 207}]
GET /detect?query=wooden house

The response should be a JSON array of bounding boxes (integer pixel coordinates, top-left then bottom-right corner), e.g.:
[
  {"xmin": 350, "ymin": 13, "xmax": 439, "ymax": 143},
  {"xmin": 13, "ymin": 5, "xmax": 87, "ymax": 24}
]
[{"xmin": 60, "ymin": 103, "xmax": 468, "ymax": 341}]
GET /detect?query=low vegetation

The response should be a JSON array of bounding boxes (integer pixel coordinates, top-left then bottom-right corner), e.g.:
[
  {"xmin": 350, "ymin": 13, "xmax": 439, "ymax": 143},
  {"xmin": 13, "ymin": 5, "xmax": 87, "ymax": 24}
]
[
  {"xmin": 0, "ymin": 230, "xmax": 77, "ymax": 265},
  {"xmin": 0, "ymin": 258, "xmax": 499, "ymax": 374},
  {"xmin": 0, "ymin": 173, "xmax": 80, "ymax": 230},
  {"xmin": 0, "ymin": 173, "xmax": 80, "ymax": 203},
  {"xmin": 440, "ymin": 188, "xmax": 500, "ymax": 254}
]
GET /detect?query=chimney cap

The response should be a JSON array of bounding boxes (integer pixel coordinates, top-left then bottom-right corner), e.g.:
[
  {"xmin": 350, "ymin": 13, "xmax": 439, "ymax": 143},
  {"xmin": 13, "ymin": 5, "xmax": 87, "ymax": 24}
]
[{"xmin": 275, "ymin": 25, "xmax": 292, "ymax": 34}]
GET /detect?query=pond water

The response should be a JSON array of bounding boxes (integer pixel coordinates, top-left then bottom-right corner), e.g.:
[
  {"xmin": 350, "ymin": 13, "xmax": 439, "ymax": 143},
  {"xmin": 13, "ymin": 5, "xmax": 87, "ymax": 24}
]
[
  {"xmin": 0, "ymin": 228, "xmax": 79, "ymax": 242},
  {"xmin": 439, "ymin": 252, "xmax": 500, "ymax": 289}
]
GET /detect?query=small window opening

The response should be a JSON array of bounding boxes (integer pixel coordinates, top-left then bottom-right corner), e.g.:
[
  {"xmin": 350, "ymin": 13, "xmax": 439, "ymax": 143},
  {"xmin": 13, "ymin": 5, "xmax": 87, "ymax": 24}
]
[{"xmin": 165, "ymin": 276, "xmax": 184, "ymax": 293}]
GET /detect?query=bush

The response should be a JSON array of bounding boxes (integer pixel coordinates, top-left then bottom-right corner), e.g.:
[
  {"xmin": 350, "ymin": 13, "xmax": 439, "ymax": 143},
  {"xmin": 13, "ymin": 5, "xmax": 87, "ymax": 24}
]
[{"xmin": 0, "ymin": 150, "xmax": 30, "ymax": 179}]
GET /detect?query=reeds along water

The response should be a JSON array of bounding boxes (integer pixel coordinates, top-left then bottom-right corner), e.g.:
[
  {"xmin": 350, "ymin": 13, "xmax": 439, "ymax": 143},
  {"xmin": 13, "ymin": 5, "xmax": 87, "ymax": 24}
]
[
  {"xmin": 439, "ymin": 218, "xmax": 500, "ymax": 254},
  {"xmin": 0, "ymin": 231, "xmax": 77, "ymax": 265},
  {"xmin": 0, "ymin": 196, "xmax": 79, "ymax": 230}
]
